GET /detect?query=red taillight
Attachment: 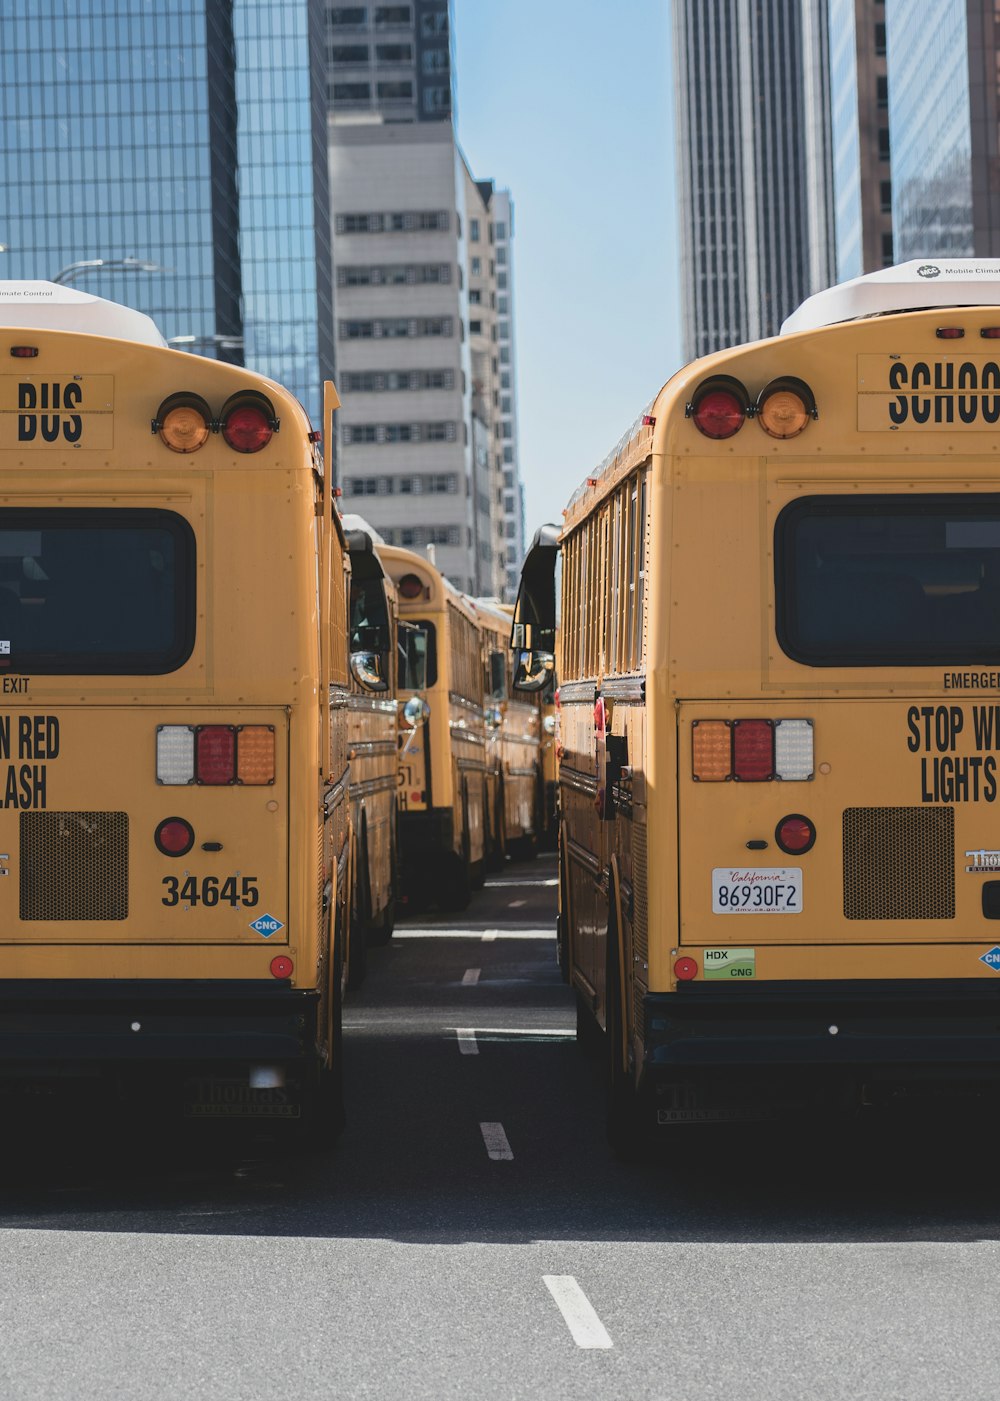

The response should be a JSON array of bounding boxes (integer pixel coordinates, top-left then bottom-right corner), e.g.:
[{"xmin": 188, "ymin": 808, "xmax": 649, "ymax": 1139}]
[
  {"xmin": 692, "ymin": 388, "xmax": 746, "ymax": 439},
  {"xmin": 689, "ymin": 376, "xmax": 749, "ymax": 439},
  {"xmin": 776, "ymin": 814, "xmax": 815, "ymax": 854},
  {"xmin": 222, "ymin": 404, "xmax": 272, "ymax": 453},
  {"xmin": 398, "ymin": 573, "xmax": 424, "ymax": 599},
  {"xmin": 981, "ymin": 327, "xmax": 1000, "ymax": 339},
  {"xmin": 10, "ymin": 346, "xmax": 38, "ymax": 358},
  {"xmin": 270, "ymin": 956, "xmax": 294, "ymax": 979},
  {"xmin": 196, "ymin": 726, "xmax": 236, "ymax": 784},
  {"xmin": 936, "ymin": 327, "xmax": 964, "ymax": 339},
  {"xmin": 155, "ymin": 817, "xmax": 194, "ymax": 857},
  {"xmin": 674, "ymin": 957, "xmax": 698, "ymax": 981},
  {"xmin": 732, "ymin": 719, "xmax": 774, "ymax": 781}
]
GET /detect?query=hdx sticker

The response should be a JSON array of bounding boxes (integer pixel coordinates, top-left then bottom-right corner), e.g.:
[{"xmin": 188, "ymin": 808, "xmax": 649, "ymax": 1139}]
[
  {"xmin": 703, "ymin": 948, "xmax": 756, "ymax": 980},
  {"xmin": 250, "ymin": 913, "xmax": 284, "ymax": 938}
]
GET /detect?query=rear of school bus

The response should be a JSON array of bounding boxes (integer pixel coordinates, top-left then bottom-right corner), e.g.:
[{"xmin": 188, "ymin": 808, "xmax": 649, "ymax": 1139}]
[
  {"xmin": 0, "ymin": 284, "xmax": 349, "ymax": 1139},
  {"xmin": 646, "ymin": 260, "xmax": 1000, "ymax": 1126}
]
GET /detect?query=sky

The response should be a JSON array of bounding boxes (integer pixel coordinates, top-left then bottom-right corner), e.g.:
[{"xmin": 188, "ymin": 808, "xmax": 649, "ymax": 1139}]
[{"xmin": 453, "ymin": 0, "xmax": 683, "ymax": 535}]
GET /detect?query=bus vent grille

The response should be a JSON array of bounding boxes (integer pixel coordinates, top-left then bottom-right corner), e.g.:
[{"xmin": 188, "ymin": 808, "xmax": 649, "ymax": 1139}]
[
  {"xmin": 20, "ymin": 811, "xmax": 129, "ymax": 921},
  {"xmin": 843, "ymin": 806, "xmax": 954, "ymax": 920},
  {"xmin": 632, "ymin": 821, "xmax": 648, "ymax": 963}
]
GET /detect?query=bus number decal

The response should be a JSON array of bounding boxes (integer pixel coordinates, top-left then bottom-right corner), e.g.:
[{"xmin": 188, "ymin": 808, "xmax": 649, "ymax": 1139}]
[
  {"xmin": 161, "ymin": 875, "xmax": 260, "ymax": 908},
  {"xmin": 906, "ymin": 704, "xmax": 999, "ymax": 803}
]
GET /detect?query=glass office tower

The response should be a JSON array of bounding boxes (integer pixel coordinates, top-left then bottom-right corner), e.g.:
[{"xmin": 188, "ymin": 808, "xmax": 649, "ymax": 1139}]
[{"xmin": 0, "ymin": 0, "xmax": 332, "ymax": 426}]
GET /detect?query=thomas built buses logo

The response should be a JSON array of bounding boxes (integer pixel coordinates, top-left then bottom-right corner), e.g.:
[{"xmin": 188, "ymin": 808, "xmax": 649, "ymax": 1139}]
[{"xmin": 917, "ymin": 264, "xmax": 941, "ymax": 278}]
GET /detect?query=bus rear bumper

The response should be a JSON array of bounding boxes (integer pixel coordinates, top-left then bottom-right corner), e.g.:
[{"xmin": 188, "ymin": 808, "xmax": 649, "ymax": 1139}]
[
  {"xmin": 0, "ymin": 980, "xmax": 319, "ymax": 1069},
  {"xmin": 644, "ymin": 980, "xmax": 1000, "ymax": 1071}
]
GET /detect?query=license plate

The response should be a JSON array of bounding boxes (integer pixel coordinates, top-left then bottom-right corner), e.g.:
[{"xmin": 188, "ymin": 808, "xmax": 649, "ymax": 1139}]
[{"xmin": 711, "ymin": 867, "xmax": 802, "ymax": 913}]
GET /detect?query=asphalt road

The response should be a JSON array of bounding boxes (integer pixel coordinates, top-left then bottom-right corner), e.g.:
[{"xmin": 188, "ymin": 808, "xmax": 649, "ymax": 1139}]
[{"xmin": 2, "ymin": 854, "xmax": 1000, "ymax": 1400}]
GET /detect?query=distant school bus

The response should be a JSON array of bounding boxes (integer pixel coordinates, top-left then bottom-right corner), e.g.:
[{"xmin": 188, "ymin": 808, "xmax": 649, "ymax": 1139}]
[
  {"xmin": 514, "ymin": 261, "xmax": 1000, "ymax": 1147},
  {"xmin": 379, "ymin": 545, "xmax": 487, "ymax": 910},
  {"xmin": 474, "ymin": 598, "xmax": 543, "ymax": 861},
  {"xmin": 0, "ymin": 282, "xmax": 350, "ymax": 1143},
  {"xmin": 342, "ymin": 517, "xmax": 399, "ymax": 985}
]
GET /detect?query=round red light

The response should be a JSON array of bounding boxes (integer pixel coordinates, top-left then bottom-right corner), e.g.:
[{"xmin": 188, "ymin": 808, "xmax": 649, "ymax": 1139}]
[
  {"xmin": 270, "ymin": 956, "xmax": 294, "ymax": 980},
  {"xmin": 155, "ymin": 817, "xmax": 194, "ymax": 857},
  {"xmin": 674, "ymin": 956, "xmax": 698, "ymax": 981},
  {"xmin": 398, "ymin": 573, "xmax": 424, "ymax": 599},
  {"xmin": 776, "ymin": 814, "xmax": 816, "ymax": 855},
  {"xmin": 223, "ymin": 405, "xmax": 273, "ymax": 453},
  {"xmin": 693, "ymin": 390, "xmax": 746, "ymax": 439}
]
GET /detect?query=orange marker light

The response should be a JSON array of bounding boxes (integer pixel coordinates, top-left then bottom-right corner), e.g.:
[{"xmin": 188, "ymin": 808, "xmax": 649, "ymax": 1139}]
[
  {"xmin": 692, "ymin": 719, "xmax": 732, "ymax": 781},
  {"xmin": 237, "ymin": 726, "xmax": 275, "ymax": 785},
  {"xmin": 160, "ymin": 404, "xmax": 210, "ymax": 453}
]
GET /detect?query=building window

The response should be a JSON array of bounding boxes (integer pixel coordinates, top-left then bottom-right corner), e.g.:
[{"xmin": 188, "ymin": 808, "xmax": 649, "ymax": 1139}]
[
  {"xmin": 501, "ymin": 396, "xmax": 511, "ymax": 413},
  {"xmin": 495, "ymin": 221, "xmax": 506, "ymax": 240},
  {"xmin": 471, "ymin": 257, "xmax": 481, "ymax": 275},
  {"xmin": 420, "ymin": 11, "xmax": 448, "ymax": 35},
  {"xmin": 468, "ymin": 288, "xmax": 481, "ymax": 304},
  {"xmin": 422, "ymin": 85, "xmax": 451, "ymax": 113},
  {"xmin": 469, "ymin": 319, "xmax": 482, "ymax": 335},
  {"xmin": 421, "ymin": 47, "xmax": 449, "ymax": 72},
  {"xmin": 497, "ymin": 272, "xmax": 507, "ymax": 289},
  {"xmin": 874, "ymin": 21, "xmax": 886, "ymax": 55},
  {"xmin": 496, "ymin": 246, "xmax": 507, "ymax": 266},
  {"xmin": 330, "ymin": 44, "xmax": 369, "ymax": 62},
  {"xmin": 497, "ymin": 296, "xmax": 508, "ymax": 314},
  {"xmin": 503, "ymin": 445, "xmax": 513, "ymax": 464},
  {"xmin": 375, "ymin": 5, "xmax": 412, "ymax": 24},
  {"xmin": 470, "ymin": 219, "xmax": 480, "ymax": 242},
  {"xmin": 878, "ymin": 127, "xmax": 890, "ymax": 161},
  {"xmin": 378, "ymin": 80, "xmax": 413, "ymax": 100},
  {"xmin": 876, "ymin": 74, "xmax": 888, "ymax": 109},
  {"xmin": 329, "ymin": 6, "xmax": 367, "ymax": 23},
  {"xmin": 377, "ymin": 42, "xmax": 412, "ymax": 61},
  {"xmin": 333, "ymin": 83, "xmax": 371, "ymax": 101},
  {"xmin": 880, "ymin": 179, "xmax": 892, "ymax": 213},
  {"xmin": 882, "ymin": 232, "xmax": 894, "ymax": 266}
]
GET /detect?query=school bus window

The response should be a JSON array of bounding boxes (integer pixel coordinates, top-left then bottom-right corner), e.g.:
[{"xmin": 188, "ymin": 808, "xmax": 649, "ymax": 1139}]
[
  {"xmin": 399, "ymin": 619, "xmax": 436, "ymax": 689},
  {"xmin": 776, "ymin": 494, "xmax": 1000, "ymax": 667},
  {"xmin": 634, "ymin": 471, "xmax": 647, "ymax": 667},
  {"xmin": 0, "ymin": 508, "xmax": 195, "ymax": 674},
  {"xmin": 607, "ymin": 489, "xmax": 621, "ymax": 672}
]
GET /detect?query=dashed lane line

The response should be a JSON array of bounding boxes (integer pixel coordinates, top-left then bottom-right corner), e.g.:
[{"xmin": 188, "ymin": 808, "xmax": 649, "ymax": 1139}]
[
  {"xmin": 393, "ymin": 929, "xmax": 554, "ymax": 941},
  {"xmin": 542, "ymin": 1276, "xmax": 614, "ymax": 1350},
  {"xmin": 456, "ymin": 1028, "xmax": 479, "ymax": 1056},
  {"xmin": 484, "ymin": 878, "xmax": 558, "ymax": 888},
  {"xmin": 479, "ymin": 1121, "xmax": 514, "ymax": 1160},
  {"xmin": 462, "ymin": 968, "xmax": 481, "ymax": 985}
]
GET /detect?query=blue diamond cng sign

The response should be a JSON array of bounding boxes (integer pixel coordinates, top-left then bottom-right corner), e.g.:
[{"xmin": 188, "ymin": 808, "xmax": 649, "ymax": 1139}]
[
  {"xmin": 250, "ymin": 913, "xmax": 284, "ymax": 939},
  {"xmin": 980, "ymin": 945, "xmax": 1000, "ymax": 971}
]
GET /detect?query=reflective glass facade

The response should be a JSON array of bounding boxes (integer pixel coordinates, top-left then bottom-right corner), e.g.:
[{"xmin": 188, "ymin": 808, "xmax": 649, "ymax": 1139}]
[
  {"xmin": 886, "ymin": 0, "xmax": 973, "ymax": 259},
  {"xmin": 829, "ymin": 0, "xmax": 862, "ymax": 280},
  {"xmin": 0, "ymin": 0, "xmax": 332, "ymax": 426}
]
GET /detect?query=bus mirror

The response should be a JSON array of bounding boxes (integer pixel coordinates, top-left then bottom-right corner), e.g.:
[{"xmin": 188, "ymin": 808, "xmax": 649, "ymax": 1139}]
[
  {"xmin": 350, "ymin": 649, "xmax": 387, "ymax": 692},
  {"xmin": 510, "ymin": 524, "xmax": 560, "ymax": 654},
  {"xmin": 402, "ymin": 695, "xmax": 430, "ymax": 728},
  {"xmin": 513, "ymin": 649, "xmax": 555, "ymax": 693},
  {"xmin": 485, "ymin": 704, "xmax": 503, "ymax": 731}
]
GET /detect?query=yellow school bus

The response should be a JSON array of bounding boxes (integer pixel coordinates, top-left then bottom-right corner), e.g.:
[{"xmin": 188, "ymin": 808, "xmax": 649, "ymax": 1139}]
[
  {"xmin": 474, "ymin": 598, "xmax": 543, "ymax": 861},
  {"xmin": 0, "ymin": 281, "xmax": 350, "ymax": 1143},
  {"xmin": 379, "ymin": 545, "xmax": 486, "ymax": 910},
  {"xmin": 514, "ymin": 260, "xmax": 1000, "ymax": 1147},
  {"xmin": 343, "ymin": 516, "xmax": 399, "ymax": 985}
]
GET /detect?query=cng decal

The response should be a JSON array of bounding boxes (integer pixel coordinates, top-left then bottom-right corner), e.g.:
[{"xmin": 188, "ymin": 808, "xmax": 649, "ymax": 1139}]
[
  {"xmin": 980, "ymin": 946, "xmax": 1000, "ymax": 972},
  {"xmin": 249, "ymin": 913, "xmax": 284, "ymax": 938},
  {"xmin": 703, "ymin": 947, "xmax": 756, "ymax": 980}
]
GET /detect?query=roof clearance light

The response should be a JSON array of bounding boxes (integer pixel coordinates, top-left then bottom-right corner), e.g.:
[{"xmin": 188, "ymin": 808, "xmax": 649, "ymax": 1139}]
[
  {"xmin": 756, "ymin": 378, "xmax": 816, "ymax": 439},
  {"xmin": 981, "ymin": 328, "xmax": 1000, "ymax": 339},
  {"xmin": 692, "ymin": 719, "xmax": 732, "ymax": 781},
  {"xmin": 220, "ymin": 393, "xmax": 276, "ymax": 453},
  {"xmin": 237, "ymin": 725, "xmax": 275, "ymax": 785},
  {"xmin": 155, "ymin": 394, "xmax": 212, "ymax": 453},
  {"xmin": 10, "ymin": 346, "xmax": 38, "ymax": 358},
  {"xmin": 689, "ymin": 377, "xmax": 749, "ymax": 440},
  {"xmin": 398, "ymin": 573, "xmax": 424, "ymax": 600},
  {"xmin": 156, "ymin": 725, "xmax": 195, "ymax": 785},
  {"xmin": 776, "ymin": 814, "xmax": 816, "ymax": 855},
  {"xmin": 732, "ymin": 719, "xmax": 774, "ymax": 781},
  {"xmin": 774, "ymin": 719, "xmax": 814, "ymax": 781},
  {"xmin": 196, "ymin": 725, "xmax": 237, "ymax": 785},
  {"xmin": 936, "ymin": 327, "xmax": 965, "ymax": 339}
]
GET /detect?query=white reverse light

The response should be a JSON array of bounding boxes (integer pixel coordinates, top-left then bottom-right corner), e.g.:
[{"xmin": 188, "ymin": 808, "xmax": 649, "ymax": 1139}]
[
  {"xmin": 156, "ymin": 725, "xmax": 195, "ymax": 784},
  {"xmin": 774, "ymin": 719, "xmax": 814, "ymax": 781}
]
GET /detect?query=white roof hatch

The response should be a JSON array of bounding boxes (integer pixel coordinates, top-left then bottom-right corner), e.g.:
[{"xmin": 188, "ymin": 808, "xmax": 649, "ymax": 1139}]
[
  {"xmin": 0, "ymin": 281, "xmax": 167, "ymax": 346},
  {"xmin": 781, "ymin": 260, "xmax": 1000, "ymax": 336}
]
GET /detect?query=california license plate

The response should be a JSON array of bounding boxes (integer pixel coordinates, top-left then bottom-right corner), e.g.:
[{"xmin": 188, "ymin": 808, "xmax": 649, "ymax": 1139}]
[{"xmin": 711, "ymin": 868, "xmax": 802, "ymax": 913}]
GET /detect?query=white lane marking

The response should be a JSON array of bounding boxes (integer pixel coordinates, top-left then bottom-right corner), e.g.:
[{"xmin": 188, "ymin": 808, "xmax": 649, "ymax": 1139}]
[
  {"xmin": 456, "ymin": 1028, "xmax": 479, "ymax": 1056},
  {"xmin": 543, "ymin": 1276, "xmax": 614, "ymax": 1350},
  {"xmin": 394, "ymin": 929, "xmax": 554, "ymax": 941},
  {"xmin": 462, "ymin": 967, "xmax": 481, "ymax": 985},
  {"xmin": 485, "ymin": 878, "xmax": 558, "ymax": 888},
  {"xmin": 480, "ymin": 1121, "xmax": 514, "ymax": 1160},
  {"xmin": 508, "ymin": 899, "xmax": 526, "ymax": 908},
  {"xmin": 453, "ymin": 1026, "xmax": 572, "ymax": 1038}
]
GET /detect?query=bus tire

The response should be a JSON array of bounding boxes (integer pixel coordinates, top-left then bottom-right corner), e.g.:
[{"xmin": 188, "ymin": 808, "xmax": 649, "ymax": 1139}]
[
  {"xmin": 439, "ymin": 850, "xmax": 472, "ymax": 912},
  {"xmin": 300, "ymin": 913, "xmax": 346, "ymax": 1151},
  {"xmin": 605, "ymin": 889, "xmax": 642, "ymax": 1159}
]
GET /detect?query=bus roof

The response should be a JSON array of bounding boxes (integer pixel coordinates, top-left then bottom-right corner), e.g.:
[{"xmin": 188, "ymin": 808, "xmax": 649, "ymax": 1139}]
[
  {"xmin": 0, "ymin": 281, "xmax": 167, "ymax": 346},
  {"xmin": 781, "ymin": 259, "xmax": 1000, "ymax": 335},
  {"xmin": 340, "ymin": 513, "xmax": 387, "ymax": 546}
]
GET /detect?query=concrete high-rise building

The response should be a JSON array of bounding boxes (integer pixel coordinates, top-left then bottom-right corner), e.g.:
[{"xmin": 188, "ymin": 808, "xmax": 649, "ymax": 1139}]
[
  {"xmin": 672, "ymin": 0, "xmax": 836, "ymax": 359},
  {"xmin": 886, "ymin": 0, "xmax": 1000, "ymax": 260},
  {"xmin": 328, "ymin": 0, "xmax": 523, "ymax": 597},
  {"xmin": 828, "ymin": 0, "xmax": 894, "ymax": 280},
  {"xmin": 0, "ymin": 0, "xmax": 333, "ymax": 426},
  {"xmin": 325, "ymin": 0, "xmax": 455, "ymax": 124}
]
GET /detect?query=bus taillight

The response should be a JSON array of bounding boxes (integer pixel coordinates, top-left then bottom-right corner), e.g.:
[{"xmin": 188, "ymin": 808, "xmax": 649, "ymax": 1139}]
[
  {"xmin": 155, "ymin": 817, "xmax": 195, "ymax": 857},
  {"xmin": 237, "ymin": 726, "xmax": 276, "ymax": 785},
  {"xmin": 674, "ymin": 957, "xmax": 698, "ymax": 981},
  {"xmin": 196, "ymin": 726, "xmax": 237, "ymax": 784},
  {"xmin": 776, "ymin": 814, "xmax": 816, "ymax": 855},
  {"xmin": 270, "ymin": 956, "xmax": 294, "ymax": 979},
  {"xmin": 692, "ymin": 718, "xmax": 814, "ymax": 782},
  {"xmin": 687, "ymin": 376, "xmax": 749, "ymax": 439},
  {"xmin": 756, "ymin": 377, "xmax": 816, "ymax": 439},
  {"xmin": 220, "ymin": 393, "xmax": 277, "ymax": 453},
  {"xmin": 732, "ymin": 719, "xmax": 774, "ymax": 781},
  {"xmin": 154, "ymin": 393, "xmax": 212, "ymax": 453}
]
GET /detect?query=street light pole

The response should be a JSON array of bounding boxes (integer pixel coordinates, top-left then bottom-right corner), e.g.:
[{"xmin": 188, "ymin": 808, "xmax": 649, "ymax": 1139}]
[{"xmin": 50, "ymin": 257, "xmax": 167, "ymax": 285}]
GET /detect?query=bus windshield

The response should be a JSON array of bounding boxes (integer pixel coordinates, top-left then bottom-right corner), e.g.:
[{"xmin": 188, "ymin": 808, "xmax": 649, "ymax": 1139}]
[
  {"xmin": 0, "ymin": 508, "xmax": 194, "ymax": 673},
  {"xmin": 777, "ymin": 494, "xmax": 1000, "ymax": 666}
]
